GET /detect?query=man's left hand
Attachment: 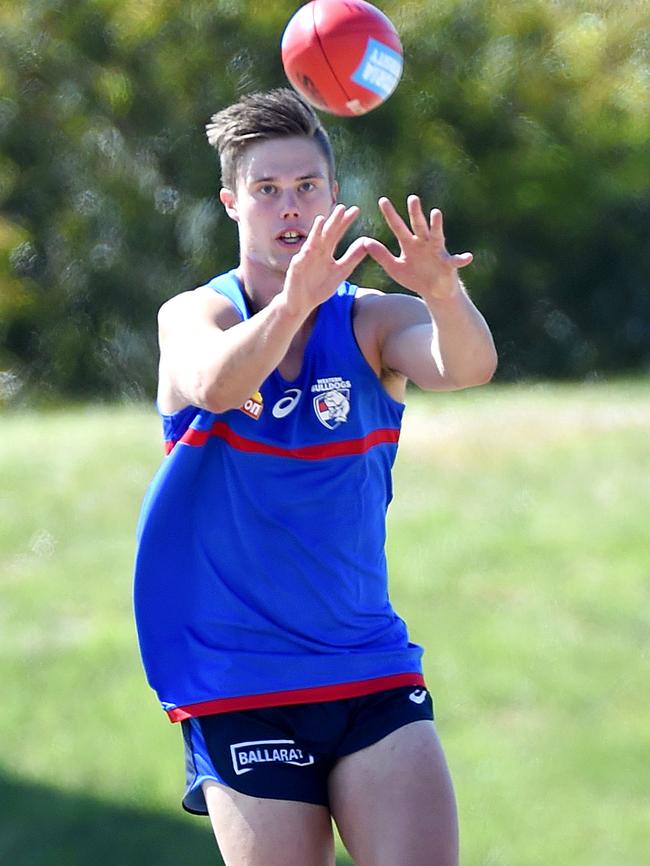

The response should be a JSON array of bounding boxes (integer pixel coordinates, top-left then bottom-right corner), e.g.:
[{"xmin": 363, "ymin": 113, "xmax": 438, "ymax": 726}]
[{"xmin": 364, "ymin": 196, "xmax": 473, "ymax": 302}]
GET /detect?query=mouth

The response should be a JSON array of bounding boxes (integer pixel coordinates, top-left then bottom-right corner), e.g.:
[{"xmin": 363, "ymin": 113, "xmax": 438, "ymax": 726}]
[{"xmin": 276, "ymin": 230, "xmax": 306, "ymax": 248}]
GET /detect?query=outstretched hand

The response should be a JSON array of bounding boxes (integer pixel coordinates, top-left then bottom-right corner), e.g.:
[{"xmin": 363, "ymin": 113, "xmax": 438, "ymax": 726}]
[
  {"xmin": 283, "ymin": 204, "xmax": 368, "ymax": 317},
  {"xmin": 364, "ymin": 196, "xmax": 473, "ymax": 301}
]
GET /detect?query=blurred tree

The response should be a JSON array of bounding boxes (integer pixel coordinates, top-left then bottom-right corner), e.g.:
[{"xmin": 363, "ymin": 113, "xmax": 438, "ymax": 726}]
[{"xmin": 0, "ymin": 0, "xmax": 648, "ymax": 400}]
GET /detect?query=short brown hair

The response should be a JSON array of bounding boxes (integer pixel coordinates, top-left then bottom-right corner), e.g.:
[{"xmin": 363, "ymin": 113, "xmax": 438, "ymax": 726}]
[{"xmin": 206, "ymin": 88, "xmax": 335, "ymax": 191}]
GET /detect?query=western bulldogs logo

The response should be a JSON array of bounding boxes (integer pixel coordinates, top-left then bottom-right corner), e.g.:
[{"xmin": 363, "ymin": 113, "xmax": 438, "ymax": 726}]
[
  {"xmin": 313, "ymin": 390, "xmax": 350, "ymax": 429},
  {"xmin": 311, "ymin": 376, "xmax": 352, "ymax": 430}
]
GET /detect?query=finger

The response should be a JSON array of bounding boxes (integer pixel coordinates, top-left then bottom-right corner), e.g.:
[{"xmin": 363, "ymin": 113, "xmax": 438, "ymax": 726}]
[
  {"xmin": 325, "ymin": 202, "xmax": 347, "ymax": 223},
  {"xmin": 451, "ymin": 252, "xmax": 473, "ymax": 268},
  {"xmin": 363, "ymin": 237, "xmax": 401, "ymax": 279},
  {"xmin": 334, "ymin": 205, "xmax": 361, "ymax": 234},
  {"xmin": 306, "ymin": 213, "xmax": 327, "ymax": 242},
  {"xmin": 429, "ymin": 208, "xmax": 447, "ymax": 244},
  {"xmin": 305, "ymin": 206, "xmax": 349, "ymax": 251},
  {"xmin": 317, "ymin": 204, "xmax": 344, "ymax": 238},
  {"xmin": 323, "ymin": 204, "xmax": 359, "ymax": 245},
  {"xmin": 377, "ymin": 197, "xmax": 412, "ymax": 248},
  {"xmin": 324, "ymin": 203, "xmax": 355, "ymax": 229},
  {"xmin": 335, "ymin": 235, "xmax": 368, "ymax": 277},
  {"xmin": 429, "ymin": 207, "xmax": 442, "ymax": 230},
  {"xmin": 407, "ymin": 195, "xmax": 430, "ymax": 238}
]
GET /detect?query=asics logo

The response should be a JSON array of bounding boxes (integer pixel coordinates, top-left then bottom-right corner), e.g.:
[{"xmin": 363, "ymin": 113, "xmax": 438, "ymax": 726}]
[
  {"xmin": 409, "ymin": 689, "xmax": 427, "ymax": 705},
  {"xmin": 272, "ymin": 388, "xmax": 302, "ymax": 418}
]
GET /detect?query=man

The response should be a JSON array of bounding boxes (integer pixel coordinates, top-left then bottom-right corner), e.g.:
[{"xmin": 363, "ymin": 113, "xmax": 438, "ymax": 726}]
[{"xmin": 134, "ymin": 88, "xmax": 497, "ymax": 866}]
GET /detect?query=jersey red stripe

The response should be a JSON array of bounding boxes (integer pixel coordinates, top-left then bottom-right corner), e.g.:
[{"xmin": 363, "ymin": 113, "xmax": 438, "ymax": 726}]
[
  {"xmin": 176, "ymin": 421, "xmax": 399, "ymax": 459},
  {"xmin": 166, "ymin": 673, "xmax": 425, "ymax": 722}
]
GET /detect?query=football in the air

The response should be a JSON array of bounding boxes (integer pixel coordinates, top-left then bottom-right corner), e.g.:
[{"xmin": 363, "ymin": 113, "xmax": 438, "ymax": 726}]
[{"xmin": 281, "ymin": 0, "xmax": 403, "ymax": 116}]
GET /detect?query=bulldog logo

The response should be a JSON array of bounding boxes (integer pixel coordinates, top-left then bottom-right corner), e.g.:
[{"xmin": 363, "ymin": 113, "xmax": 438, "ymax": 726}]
[{"xmin": 313, "ymin": 388, "xmax": 350, "ymax": 429}]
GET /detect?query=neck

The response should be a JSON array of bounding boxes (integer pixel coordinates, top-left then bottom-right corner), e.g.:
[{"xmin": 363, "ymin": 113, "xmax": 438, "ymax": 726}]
[
  {"xmin": 235, "ymin": 259, "xmax": 318, "ymax": 345},
  {"xmin": 236, "ymin": 257, "xmax": 287, "ymax": 315}
]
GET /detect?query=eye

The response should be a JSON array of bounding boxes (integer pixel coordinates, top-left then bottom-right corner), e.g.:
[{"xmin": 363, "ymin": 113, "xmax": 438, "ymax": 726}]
[
  {"xmin": 258, "ymin": 184, "xmax": 276, "ymax": 195},
  {"xmin": 298, "ymin": 180, "xmax": 316, "ymax": 193}
]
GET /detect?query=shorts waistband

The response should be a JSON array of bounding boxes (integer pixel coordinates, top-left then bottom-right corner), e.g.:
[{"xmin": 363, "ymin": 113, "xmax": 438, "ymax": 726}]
[{"xmin": 166, "ymin": 672, "xmax": 426, "ymax": 722}]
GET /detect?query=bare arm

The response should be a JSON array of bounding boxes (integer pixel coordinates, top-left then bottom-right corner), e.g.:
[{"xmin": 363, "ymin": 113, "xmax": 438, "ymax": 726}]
[
  {"xmin": 157, "ymin": 205, "xmax": 367, "ymax": 414},
  {"xmin": 157, "ymin": 288, "xmax": 309, "ymax": 414},
  {"xmin": 363, "ymin": 197, "xmax": 497, "ymax": 391}
]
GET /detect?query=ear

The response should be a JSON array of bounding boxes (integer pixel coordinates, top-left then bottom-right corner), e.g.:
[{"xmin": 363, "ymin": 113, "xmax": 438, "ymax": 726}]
[
  {"xmin": 219, "ymin": 187, "xmax": 239, "ymax": 222},
  {"xmin": 331, "ymin": 180, "xmax": 339, "ymax": 204}
]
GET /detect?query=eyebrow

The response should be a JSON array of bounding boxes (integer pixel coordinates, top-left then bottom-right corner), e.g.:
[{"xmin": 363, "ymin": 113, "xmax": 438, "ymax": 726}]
[{"xmin": 250, "ymin": 171, "xmax": 326, "ymax": 183}]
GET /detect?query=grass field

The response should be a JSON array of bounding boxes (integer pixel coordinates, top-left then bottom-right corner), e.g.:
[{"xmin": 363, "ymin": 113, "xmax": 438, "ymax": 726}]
[{"xmin": 1, "ymin": 381, "xmax": 649, "ymax": 865}]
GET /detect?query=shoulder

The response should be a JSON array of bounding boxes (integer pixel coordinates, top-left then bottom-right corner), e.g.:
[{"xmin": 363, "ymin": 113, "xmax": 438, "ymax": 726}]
[
  {"xmin": 353, "ymin": 287, "xmax": 430, "ymax": 336},
  {"xmin": 156, "ymin": 285, "xmax": 244, "ymax": 415},
  {"xmin": 158, "ymin": 285, "xmax": 243, "ymax": 337},
  {"xmin": 352, "ymin": 288, "xmax": 434, "ymax": 400},
  {"xmin": 350, "ymin": 288, "xmax": 421, "ymax": 393}
]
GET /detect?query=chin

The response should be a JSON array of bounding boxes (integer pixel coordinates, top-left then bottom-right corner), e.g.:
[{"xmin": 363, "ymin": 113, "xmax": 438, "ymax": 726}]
[
  {"xmin": 251, "ymin": 253, "xmax": 291, "ymax": 277},
  {"xmin": 270, "ymin": 248, "xmax": 300, "ymax": 270}
]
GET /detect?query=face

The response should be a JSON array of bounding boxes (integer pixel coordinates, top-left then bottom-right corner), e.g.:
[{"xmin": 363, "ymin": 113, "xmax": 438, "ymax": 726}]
[{"xmin": 220, "ymin": 136, "xmax": 337, "ymax": 276}]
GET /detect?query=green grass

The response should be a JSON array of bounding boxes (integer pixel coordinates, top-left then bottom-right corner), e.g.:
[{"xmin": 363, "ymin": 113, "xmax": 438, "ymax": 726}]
[{"xmin": 1, "ymin": 382, "xmax": 649, "ymax": 865}]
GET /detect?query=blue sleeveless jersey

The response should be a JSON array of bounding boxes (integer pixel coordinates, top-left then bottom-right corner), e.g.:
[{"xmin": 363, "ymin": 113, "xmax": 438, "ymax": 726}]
[{"xmin": 134, "ymin": 271, "xmax": 424, "ymax": 721}]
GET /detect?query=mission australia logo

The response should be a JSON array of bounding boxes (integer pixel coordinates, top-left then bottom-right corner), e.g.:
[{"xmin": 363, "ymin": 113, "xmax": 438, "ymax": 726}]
[
  {"xmin": 311, "ymin": 376, "xmax": 351, "ymax": 429},
  {"xmin": 230, "ymin": 739, "xmax": 315, "ymax": 776}
]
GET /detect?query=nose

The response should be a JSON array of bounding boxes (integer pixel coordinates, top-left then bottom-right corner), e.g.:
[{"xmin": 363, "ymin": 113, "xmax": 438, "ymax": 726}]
[{"xmin": 280, "ymin": 189, "xmax": 300, "ymax": 219}]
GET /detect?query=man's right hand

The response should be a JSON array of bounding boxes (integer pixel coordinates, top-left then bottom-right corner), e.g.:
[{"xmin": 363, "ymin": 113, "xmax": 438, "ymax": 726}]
[{"xmin": 282, "ymin": 204, "xmax": 368, "ymax": 317}]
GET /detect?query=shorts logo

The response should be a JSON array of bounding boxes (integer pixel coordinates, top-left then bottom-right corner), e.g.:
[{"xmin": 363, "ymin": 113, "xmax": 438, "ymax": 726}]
[
  {"xmin": 230, "ymin": 739, "xmax": 315, "ymax": 776},
  {"xmin": 311, "ymin": 377, "xmax": 351, "ymax": 429},
  {"xmin": 409, "ymin": 689, "xmax": 427, "ymax": 705}
]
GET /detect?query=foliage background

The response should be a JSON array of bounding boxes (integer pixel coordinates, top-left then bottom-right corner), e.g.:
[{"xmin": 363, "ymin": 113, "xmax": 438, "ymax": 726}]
[
  {"xmin": 1, "ymin": 0, "xmax": 649, "ymax": 400},
  {"xmin": 2, "ymin": 3, "xmax": 649, "ymax": 863}
]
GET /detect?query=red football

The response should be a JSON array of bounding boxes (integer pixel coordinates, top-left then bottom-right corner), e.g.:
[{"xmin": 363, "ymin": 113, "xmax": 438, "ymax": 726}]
[{"xmin": 281, "ymin": 0, "xmax": 403, "ymax": 116}]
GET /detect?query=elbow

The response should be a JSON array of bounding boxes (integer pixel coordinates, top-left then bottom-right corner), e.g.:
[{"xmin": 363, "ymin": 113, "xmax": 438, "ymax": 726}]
[
  {"xmin": 199, "ymin": 394, "xmax": 233, "ymax": 415},
  {"xmin": 486, "ymin": 345, "xmax": 499, "ymax": 381},
  {"xmin": 197, "ymin": 391, "xmax": 239, "ymax": 415},
  {"xmin": 193, "ymin": 368, "xmax": 262, "ymax": 415},
  {"xmin": 466, "ymin": 348, "xmax": 499, "ymax": 388},
  {"xmin": 474, "ymin": 348, "xmax": 499, "ymax": 386},
  {"xmin": 446, "ymin": 347, "xmax": 499, "ymax": 391},
  {"xmin": 194, "ymin": 374, "xmax": 239, "ymax": 415},
  {"xmin": 196, "ymin": 378, "xmax": 264, "ymax": 416}
]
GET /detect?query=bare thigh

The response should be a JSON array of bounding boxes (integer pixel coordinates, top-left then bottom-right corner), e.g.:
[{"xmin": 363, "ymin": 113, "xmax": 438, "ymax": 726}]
[
  {"xmin": 328, "ymin": 720, "xmax": 459, "ymax": 866},
  {"xmin": 202, "ymin": 780, "xmax": 335, "ymax": 866}
]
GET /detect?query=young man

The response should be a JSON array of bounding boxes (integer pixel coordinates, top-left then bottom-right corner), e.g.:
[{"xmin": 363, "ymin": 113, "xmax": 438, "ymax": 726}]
[{"xmin": 134, "ymin": 88, "xmax": 497, "ymax": 866}]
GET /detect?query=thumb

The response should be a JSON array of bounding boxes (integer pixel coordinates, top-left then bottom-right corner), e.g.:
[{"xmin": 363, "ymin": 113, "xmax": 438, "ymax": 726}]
[
  {"xmin": 336, "ymin": 236, "xmax": 368, "ymax": 278},
  {"xmin": 451, "ymin": 252, "xmax": 474, "ymax": 269},
  {"xmin": 364, "ymin": 238, "xmax": 398, "ymax": 275}
]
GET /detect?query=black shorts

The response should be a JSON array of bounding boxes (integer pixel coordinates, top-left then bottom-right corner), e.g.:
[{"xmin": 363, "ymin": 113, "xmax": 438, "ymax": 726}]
[{"xmin": 181, "ymin": 685, "xmax": 434, "ymax": 814}]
